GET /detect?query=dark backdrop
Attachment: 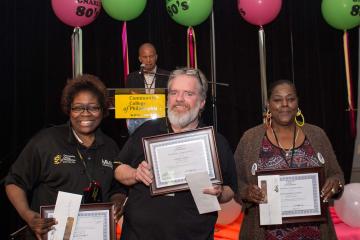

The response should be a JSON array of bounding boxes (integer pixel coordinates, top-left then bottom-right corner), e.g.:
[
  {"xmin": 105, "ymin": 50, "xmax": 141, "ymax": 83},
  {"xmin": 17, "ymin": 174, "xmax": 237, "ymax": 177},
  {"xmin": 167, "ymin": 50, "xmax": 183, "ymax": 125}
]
[{"xmin": 1, "ymin": 0, "xmax": 358, "ymax": 237}]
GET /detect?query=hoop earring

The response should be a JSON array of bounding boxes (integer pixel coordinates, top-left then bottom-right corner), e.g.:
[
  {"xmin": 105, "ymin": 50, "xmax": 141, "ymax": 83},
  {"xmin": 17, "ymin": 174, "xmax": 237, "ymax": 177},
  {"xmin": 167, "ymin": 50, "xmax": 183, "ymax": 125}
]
[
  {"xmin": 263, "ymin": 110, "xmax": 272, "ymax": 128},
  {"xmin": 295, "ymin": 108, "xmax": 305, "ymax": 127}
]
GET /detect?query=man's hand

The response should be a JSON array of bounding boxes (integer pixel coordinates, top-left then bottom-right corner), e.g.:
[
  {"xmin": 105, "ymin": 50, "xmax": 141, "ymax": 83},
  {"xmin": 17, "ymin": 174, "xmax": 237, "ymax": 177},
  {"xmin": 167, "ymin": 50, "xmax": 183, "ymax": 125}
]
[
  {"xmin": 134, "ymin": 161, "xmax": 153, "ymax": 186},
  {"xmin": 203, "ymin": 185, "xmax": 235, "ymax": 203},
  {"xmin": 203, "ymin": 185, "xmax": 223, "ymax": 197}
]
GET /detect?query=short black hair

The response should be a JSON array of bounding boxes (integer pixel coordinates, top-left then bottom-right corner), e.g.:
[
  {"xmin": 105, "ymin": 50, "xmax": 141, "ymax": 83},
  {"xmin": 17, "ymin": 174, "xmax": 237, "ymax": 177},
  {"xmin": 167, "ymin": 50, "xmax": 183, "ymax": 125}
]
[
  {"xmin": 267, "ymin": 79, "xmax": 297, "ymax": 100},
  {"xmin": 61, "ymin": 74, "xmax": 109, "ymax": 116}
]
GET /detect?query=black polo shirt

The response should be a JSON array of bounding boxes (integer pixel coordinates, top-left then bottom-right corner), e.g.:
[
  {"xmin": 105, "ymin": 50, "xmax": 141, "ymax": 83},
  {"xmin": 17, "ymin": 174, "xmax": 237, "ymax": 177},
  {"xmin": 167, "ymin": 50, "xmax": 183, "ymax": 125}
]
[
  {"xmin": 119, "ymin": 118, "xmax": 237, "ymax": 240},
  {"xmin": 5, "ymin": 123, "xmax": 125, "ymax": 212}
]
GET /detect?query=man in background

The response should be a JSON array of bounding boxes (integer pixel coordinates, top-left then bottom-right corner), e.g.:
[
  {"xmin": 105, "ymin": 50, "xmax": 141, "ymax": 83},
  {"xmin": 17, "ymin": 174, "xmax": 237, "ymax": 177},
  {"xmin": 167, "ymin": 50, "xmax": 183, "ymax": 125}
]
[
  {"xmin": 126, "ymin": 42, "xmax": 169, "ymax": 91},
  {"xmin": 125, "ymin": 43, "xmax": 170, "ymax": 134}
]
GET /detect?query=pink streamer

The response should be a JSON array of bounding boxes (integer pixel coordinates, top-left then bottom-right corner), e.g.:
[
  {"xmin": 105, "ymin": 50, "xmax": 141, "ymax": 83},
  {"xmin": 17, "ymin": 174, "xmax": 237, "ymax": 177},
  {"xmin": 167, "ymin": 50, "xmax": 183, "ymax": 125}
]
[
  {"xmin": 187, "ymin": 27, "xmax": 197, "ymax": 68},
  {"xmin": 122, "ymin": 22, "xmax": 129, "ymax": 84},
  {"xmin": 343, "ymin": 31, "xmax": 356, "ymax": 137},
  {"xmin": 189, "ymin": 28, "xmax": 194, "ymax": 67}
]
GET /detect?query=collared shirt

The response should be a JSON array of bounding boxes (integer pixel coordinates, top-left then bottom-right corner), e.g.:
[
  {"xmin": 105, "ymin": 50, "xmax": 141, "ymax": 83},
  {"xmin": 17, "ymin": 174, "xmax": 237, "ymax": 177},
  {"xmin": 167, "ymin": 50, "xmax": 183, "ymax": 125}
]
[
  {"xmin": 5, "ymin": 123, "xmax": 125, "ymax": 212},
  {"xmin": 144, "ymin": 66, "xmax": 157, "ymax": 94}
]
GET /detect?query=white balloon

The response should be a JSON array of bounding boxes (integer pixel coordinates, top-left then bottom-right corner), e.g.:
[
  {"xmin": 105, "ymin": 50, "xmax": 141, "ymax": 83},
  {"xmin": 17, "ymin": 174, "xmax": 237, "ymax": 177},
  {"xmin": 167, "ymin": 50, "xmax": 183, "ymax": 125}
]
[
  {"xmin": 217, "ymin": 199, "xmax": 242, "ymax": 225},
  {"xmin": 334, "ymin": 183, "xmax": 360, "ymax": 228}
]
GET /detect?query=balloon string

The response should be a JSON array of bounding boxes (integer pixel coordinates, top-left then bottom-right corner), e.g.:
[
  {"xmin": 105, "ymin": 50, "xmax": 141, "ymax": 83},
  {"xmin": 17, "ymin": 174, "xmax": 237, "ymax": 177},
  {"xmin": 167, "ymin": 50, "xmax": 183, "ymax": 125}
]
[
  {"xmin": 343, "ymin": 31, "xmax": 356, "ymax": 137},
  {"xmin": 122, "ymin": 22, "xmax": 129, "ymax": 84},
  {"xmin": 193, "ymin": 28, "xmax": 198, "ymax": 69},
  {"xmin": 187, "ymin": 27, "xmax": 197, "ymax": 68},
  {"xmin": 258, "ymin": 26, "xmax": 267, "ymax": 113},
  {"xmin": 71, "ymin": 27, "xmax": 83, "ymax": 78}
]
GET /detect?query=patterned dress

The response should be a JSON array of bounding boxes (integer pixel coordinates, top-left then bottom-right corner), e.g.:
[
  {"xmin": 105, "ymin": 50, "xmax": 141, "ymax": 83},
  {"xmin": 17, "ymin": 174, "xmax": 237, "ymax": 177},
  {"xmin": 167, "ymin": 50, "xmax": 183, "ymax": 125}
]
[{"xmin": 258, "ymin": 135, "xmax": 322, "ymax": 240}]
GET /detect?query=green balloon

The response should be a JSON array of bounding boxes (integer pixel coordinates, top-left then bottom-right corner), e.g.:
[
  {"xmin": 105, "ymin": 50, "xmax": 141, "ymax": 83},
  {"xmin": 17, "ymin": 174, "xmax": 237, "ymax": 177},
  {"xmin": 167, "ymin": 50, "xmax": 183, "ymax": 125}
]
[
  {"xmin": 321, "ymin": 0, "xmax": 360, "ymax": 30},
  {"xmin": 102, "ymin": 0, "xmax": 147, "ymax": 21},
  {"xmin": 166, "ymin": 0, "xmax": 213, "ymax": 27}
]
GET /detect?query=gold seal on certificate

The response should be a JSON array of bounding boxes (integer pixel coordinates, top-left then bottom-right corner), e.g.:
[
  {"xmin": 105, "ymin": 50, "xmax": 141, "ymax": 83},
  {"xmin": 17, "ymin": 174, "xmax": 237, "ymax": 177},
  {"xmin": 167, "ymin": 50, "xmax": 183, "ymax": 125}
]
[
  {"xmin": 142, "ymin": 126, "xmax": 223, "ymax": 195},
  {"xmin": 257, "ymin": 167, "xmax": 327, "ymax": 224}
]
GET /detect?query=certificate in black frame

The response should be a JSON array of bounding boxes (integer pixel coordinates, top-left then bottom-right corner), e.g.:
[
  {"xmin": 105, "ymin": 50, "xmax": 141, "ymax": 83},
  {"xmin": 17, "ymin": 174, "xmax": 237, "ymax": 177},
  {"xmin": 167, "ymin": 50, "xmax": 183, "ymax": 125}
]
[
  {"xmin": 40, "ymin": 203, "xmax": 115, "ymax": 240},
  {"xmin": 143, "ymin": 126, "xmax": 223, "ymax": 196},
  {"xmin": 256, "ymin": 167, "xmax": 327, "ymax": 224}
]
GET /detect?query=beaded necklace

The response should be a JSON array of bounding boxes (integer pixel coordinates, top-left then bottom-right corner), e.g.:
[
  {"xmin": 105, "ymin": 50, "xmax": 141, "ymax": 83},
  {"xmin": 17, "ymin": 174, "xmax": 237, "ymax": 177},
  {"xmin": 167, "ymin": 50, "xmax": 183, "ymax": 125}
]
[{"xmin": 271, "ymin": 125, "xmax": 298, "ymax": 167}]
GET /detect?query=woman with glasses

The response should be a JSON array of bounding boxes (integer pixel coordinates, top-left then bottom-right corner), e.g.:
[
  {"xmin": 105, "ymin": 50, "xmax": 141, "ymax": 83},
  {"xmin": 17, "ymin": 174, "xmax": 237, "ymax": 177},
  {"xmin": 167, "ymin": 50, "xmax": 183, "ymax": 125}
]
[{"xmin": 5, "ymin": 74, "xmax": 126, "ymax": 239}]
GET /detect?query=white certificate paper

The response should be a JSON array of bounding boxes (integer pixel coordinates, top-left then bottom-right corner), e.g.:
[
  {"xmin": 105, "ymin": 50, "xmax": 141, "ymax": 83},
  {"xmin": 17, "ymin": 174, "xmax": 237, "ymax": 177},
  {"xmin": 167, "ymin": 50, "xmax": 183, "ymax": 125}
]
[
  {"xmin": 258, "ymin": 172, "xmax": 322, "ymax": 225},
  {"xmin": 186, "ymin": 172, "xmax": 221, "ymax": 214},
  {"xmin": 280, "ymin": 173, "xmax": 321, "ymax": 217},
  {"xmin": 45, "ymin": 208, "xmax": 112, "ymax": 240},
  {"xmin": 143, "ymin": 127, "xmax": 223, "ymax": 196},
  {"xmin": 49, "ymin": 191, "xmax": 82, "ymax": 240},
  {"xmin": 258, "ymin": 175, "xmax": 282, "ymax": 225},
  {"xmin": 151, "ymin": 134, "xmax": 215, "ymax": 188},
  {"xmin": 72, "ymin": 210, "xmax": 110, "ymax": 240}
]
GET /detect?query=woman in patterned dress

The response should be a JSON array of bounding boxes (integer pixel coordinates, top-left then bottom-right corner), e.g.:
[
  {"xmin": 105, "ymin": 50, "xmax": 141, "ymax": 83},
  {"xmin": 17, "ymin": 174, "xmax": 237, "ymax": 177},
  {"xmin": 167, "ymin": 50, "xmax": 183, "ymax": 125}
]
[{"xmin": 234, "ymin": 80, "xmax": 344, "ymax": 240}]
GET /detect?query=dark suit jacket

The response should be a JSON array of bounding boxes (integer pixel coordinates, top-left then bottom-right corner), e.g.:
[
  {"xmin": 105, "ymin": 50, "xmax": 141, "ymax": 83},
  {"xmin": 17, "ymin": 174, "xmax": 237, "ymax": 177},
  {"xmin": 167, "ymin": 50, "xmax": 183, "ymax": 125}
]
[{"xmin": 125, "ymin": 67, "xmax": 169, "ymax": 89}]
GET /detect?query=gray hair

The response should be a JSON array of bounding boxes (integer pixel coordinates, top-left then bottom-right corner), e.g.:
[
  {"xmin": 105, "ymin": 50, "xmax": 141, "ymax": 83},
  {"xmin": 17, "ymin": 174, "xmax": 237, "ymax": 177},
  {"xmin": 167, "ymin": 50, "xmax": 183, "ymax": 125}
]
[{"xmin": 167, "ymin": 67, "xmax": 208, "ymax": 101}]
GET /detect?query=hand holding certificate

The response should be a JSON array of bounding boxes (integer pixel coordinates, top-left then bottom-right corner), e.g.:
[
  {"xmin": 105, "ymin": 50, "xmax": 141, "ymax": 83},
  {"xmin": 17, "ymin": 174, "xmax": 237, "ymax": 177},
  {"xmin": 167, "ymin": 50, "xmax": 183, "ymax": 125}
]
[
  {"xmin": 257, "ymin": 167, "xmax": 326, "ymax": 225},
  {"xmin": 41, "ymin": 203, "xmax": 116, "ymax": 240},
  {"xmin": 142, "ymin": 127, "xmax": 223, "ymax": 195},
  {"xmin": 186, "ymin": 172, "xmax": 221, "ymax": 214}
]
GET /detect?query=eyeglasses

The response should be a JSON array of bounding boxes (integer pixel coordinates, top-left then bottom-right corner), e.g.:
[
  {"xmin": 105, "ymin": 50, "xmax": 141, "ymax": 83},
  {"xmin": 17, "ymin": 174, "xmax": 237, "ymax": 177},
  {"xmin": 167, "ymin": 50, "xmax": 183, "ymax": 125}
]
[
  {"xmin": 171, "ymin": 68, "xmax": 203, "ymax": 86},
  {"xmin": 71, "ymin": 104, "xmax": 101, "ymax": 114}
]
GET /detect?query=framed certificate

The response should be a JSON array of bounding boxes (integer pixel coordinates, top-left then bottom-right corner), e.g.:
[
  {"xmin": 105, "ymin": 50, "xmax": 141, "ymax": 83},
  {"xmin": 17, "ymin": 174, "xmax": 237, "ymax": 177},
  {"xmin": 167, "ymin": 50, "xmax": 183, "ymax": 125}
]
[
  {"xmin": 257, "ymin": 167, "xmax": 326, "ymax": 224},
  {"xmin": 143, "ymin": 126, "xmax": 223, "ymax": 195},
  {"xmin": 40, "ymin": 203, "xmax": 115, "ymax": 240}
]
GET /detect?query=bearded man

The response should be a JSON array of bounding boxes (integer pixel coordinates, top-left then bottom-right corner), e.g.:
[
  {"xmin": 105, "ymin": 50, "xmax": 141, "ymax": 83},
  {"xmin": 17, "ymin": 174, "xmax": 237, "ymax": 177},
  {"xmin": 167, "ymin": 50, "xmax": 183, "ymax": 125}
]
[{"xmin": 114, "ymin": 67, "xmax": 237, "ymax": 240}]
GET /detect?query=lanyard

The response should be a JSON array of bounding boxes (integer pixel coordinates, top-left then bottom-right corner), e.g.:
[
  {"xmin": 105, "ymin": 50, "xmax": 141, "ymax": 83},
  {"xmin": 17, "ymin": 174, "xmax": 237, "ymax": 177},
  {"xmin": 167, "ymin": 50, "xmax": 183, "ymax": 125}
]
[
  {"xmin": 76, "ymin": 146, "xmax": 94, "ymax": 182},
  {"xmin": 144, "ymin": 74, "xmax": 156, "ymax": 89},
  {"xmin": 271, "ymin": 125, "xmax": 297, "ymax": 168}
]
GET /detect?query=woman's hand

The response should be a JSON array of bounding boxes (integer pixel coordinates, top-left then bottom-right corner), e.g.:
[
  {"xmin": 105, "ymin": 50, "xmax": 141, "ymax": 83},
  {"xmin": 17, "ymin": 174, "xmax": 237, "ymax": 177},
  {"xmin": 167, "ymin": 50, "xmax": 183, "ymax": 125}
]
[
  {"xmin": 134, "ymin": 161, "xmax": 153, "ymax": 186},
  {"xmin": 110, "ymin": 194, "xmax": 127, "ymax": 223},
  {"xmin": 321, "ymin": 177, "xmax": 342, "ymax": 202},
  {"xmin": 24, "ymin": 209, "xmax": 56, "ymax": 240},
  {"xmin": 244, "ymin": 184, "xmax": 266, "ymax": 204}
]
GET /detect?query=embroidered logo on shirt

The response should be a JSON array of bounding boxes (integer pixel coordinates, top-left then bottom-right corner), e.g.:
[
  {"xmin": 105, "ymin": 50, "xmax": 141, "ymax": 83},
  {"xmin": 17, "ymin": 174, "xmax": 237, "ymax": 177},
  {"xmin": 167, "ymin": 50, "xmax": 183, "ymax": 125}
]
[
  {"xmin": 53, "ymin": 154, "xmax": 62, "ymax": 164},
  {"xmin": 53, "ymin": 154, "xmax": 77, "ymax": 165},
  {"xmin": 102, "ymin": 159, "xmax": 113, "ymax": 169}
]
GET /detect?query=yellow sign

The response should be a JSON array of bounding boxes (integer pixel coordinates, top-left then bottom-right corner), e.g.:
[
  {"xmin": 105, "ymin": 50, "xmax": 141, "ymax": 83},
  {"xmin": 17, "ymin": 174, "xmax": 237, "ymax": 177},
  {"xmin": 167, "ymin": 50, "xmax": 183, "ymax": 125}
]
[{"xmin": 115, "ymin": 94, "xmax": 166, "ymax": 119}]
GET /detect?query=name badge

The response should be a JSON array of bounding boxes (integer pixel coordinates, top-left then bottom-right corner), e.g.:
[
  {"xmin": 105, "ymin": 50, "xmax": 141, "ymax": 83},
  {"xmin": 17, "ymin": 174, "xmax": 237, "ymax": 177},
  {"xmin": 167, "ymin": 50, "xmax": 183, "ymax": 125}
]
[
  {"xmin": 251, "ymin": 163, "xmax": 258, "ymax": 176},
  {"xmin": 317, "ymin": 152, "xmax": 325, "ymax": 164}
]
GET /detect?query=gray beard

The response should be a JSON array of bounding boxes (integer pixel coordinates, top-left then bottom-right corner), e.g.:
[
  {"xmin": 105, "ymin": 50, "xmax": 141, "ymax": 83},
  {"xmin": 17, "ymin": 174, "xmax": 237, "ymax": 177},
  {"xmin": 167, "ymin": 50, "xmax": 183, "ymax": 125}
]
[{"xmin": 167, "ymin": 101, "xmax": 201, "ymax": 129}]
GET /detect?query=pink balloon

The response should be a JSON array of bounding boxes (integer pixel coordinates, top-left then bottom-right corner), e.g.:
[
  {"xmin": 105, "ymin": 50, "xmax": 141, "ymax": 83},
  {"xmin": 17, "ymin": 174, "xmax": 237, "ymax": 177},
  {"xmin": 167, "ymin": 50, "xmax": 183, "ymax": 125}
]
[
  {"xmin": 238, "ymin": 0, "xmax": 282, "ymax": 26},
  {"xmin": 334, "ymin": 183, "xmax": 360, "ymax": 228},
  {"xmin": 51, "ymin": 0, "xmax": 102, "ymax": 27}
]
